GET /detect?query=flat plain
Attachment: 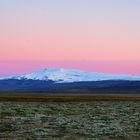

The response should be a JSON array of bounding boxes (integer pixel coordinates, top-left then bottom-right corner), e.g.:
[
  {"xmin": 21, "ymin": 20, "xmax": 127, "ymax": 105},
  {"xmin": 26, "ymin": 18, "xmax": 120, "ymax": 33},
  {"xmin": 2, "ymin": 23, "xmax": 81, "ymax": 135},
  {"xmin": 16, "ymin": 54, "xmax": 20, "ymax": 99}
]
[{"xmin": 0, "ymin": 94, "xmax": 140, "ymax": 140}]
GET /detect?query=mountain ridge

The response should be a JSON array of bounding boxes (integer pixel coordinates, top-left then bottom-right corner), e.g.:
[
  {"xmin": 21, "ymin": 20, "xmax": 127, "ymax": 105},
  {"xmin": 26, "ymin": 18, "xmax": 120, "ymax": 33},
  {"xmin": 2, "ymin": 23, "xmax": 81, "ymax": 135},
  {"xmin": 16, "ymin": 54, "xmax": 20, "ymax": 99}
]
[
  {"xmin": 0, "ymin": 68, "xmax": 140, "ymax": 83},
  {"xmin": 0, "ymin": 68, "xmax": 140, "ymax": 93}
]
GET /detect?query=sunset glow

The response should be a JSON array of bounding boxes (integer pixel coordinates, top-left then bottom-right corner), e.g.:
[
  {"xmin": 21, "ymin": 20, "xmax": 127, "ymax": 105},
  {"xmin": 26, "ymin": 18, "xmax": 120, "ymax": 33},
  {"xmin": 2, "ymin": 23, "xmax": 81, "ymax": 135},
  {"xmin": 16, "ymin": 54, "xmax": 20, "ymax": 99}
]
[{"xmin": 0, "ymin": 0, "xmax": 140, "ymax": 75}]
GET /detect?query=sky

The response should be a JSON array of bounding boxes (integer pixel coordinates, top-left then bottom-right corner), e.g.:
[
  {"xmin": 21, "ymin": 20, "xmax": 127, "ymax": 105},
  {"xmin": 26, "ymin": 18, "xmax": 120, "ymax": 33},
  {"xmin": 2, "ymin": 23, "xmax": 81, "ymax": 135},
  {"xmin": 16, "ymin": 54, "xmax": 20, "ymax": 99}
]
[{"xmin": 0, "ymin": 0, "xmax": 140, "ymax": 76}]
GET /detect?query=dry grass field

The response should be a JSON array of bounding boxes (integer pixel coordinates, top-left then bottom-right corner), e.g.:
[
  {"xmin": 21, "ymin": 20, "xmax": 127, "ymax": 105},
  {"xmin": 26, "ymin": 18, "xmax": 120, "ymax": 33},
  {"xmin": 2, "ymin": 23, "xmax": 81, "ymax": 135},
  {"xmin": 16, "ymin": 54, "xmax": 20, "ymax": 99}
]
[
  {"xmin": 0, "ymin": 94, "xmax": 140, "ymax": 140},
  {"xmin": 0, "ymin": 94, "xmax": 140, "ymax": 102}
]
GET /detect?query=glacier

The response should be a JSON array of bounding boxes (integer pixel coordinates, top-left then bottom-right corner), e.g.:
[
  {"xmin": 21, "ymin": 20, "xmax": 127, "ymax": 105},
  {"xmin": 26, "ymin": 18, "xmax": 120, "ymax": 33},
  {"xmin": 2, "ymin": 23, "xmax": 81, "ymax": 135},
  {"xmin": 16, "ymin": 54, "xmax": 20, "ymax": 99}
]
[{"xmin": 0, "ymin": 68, "xmax": 140, "ymax": 83}]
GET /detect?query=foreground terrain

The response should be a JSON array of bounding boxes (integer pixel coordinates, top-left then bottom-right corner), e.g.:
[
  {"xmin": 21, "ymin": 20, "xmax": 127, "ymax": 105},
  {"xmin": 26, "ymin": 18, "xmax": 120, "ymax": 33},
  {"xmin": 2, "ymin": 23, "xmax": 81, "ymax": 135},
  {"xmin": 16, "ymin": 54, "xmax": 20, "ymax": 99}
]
[{"xmin": 0, "ymin": 101, "xmax": 140, "ymax": 140}]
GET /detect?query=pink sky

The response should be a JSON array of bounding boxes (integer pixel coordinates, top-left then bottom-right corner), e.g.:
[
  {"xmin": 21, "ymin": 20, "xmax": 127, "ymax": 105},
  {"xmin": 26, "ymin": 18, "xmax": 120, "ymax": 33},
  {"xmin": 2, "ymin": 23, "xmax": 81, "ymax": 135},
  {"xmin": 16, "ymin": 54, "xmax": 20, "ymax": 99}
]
[
  {"xmin": 1, "ymin": 15, "xmax": 140, "ymax": 61},
  {"xmin": 0, "ymin": 61, "xmax": 140, "ymax": 76},
  {"xmin": 0, "ymin": 0, "xmax": 140, "ymax": 75}
]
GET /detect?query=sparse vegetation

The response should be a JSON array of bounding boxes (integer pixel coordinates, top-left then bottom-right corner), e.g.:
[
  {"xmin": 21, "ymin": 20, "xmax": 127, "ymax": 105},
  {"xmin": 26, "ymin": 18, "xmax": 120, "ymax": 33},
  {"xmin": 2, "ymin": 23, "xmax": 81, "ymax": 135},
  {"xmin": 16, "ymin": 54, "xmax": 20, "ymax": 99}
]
[{"xmin": 0, "ymin": 100, "xmax": 140, "ymax": 139}]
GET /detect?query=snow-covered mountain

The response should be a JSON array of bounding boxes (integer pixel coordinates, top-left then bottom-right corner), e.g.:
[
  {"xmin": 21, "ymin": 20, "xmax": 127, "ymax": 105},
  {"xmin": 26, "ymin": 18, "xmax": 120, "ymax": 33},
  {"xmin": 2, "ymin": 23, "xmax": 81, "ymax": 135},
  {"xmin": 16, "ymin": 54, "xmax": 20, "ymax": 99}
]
[{"xmin": 1, "ymin": 68, "xmax": 140, "ymax": 83}]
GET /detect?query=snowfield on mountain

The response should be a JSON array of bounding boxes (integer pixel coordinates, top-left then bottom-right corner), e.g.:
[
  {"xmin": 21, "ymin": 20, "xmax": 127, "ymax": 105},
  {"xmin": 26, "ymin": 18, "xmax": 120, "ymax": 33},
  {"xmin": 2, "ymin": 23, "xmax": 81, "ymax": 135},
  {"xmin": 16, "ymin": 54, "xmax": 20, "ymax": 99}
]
[{"xmin": 0, "ymin": 68, "xmax": 140, "ymax": 83}]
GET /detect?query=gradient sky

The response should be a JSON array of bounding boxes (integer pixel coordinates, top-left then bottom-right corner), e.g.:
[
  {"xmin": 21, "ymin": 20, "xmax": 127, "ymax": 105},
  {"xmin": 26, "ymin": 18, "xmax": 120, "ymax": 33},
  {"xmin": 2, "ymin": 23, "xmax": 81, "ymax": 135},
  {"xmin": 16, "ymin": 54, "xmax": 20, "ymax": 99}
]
[{"xmin": 0, "ymin": 0, "xmax": 140, "ymax": 76}]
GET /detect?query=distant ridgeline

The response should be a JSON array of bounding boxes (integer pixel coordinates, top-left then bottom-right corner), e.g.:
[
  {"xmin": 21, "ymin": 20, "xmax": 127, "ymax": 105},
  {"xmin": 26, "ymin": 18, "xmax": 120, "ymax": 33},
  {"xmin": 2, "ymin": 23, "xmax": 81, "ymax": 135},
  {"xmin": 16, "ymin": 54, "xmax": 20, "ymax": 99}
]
[
  {"xmin": 0, "ymin": 79, "xmax": 140, "ymax": 94},
  {"xmin": 0, "ymin": 68, "xmax": 140, "ymax": 94}
]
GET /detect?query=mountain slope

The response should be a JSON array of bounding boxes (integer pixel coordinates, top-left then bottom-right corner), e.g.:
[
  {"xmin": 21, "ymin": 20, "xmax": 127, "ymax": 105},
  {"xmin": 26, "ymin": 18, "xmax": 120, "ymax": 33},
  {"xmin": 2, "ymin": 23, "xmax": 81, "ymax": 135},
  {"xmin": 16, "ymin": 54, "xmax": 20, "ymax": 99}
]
[
  {"xmin": 0, "ymin": 68, "xmax": 140, "ymax": 93},
  {"xmin": 1, "ymin": 68, "xmax": 140, "ymax": 83}
]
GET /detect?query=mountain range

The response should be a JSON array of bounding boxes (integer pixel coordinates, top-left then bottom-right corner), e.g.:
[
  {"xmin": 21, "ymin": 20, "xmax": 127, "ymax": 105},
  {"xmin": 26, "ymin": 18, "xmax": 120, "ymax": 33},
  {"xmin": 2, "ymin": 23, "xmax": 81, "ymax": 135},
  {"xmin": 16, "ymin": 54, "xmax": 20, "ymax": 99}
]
[{"xmin": 0, "ymin": 68, "xmax": 140, "ymax": 94}]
